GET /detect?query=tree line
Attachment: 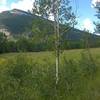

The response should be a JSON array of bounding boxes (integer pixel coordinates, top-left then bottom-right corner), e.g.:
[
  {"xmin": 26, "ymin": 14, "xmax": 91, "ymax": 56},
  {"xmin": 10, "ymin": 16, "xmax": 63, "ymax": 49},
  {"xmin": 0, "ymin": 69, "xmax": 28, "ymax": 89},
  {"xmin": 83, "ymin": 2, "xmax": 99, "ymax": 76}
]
[
  {"xmin": 0, "ymin": 31, "xmax": 100, "ymax": 53},
  {"xmin": 0, "ymin": 0, "xmax": 99, "ymax": 53}
]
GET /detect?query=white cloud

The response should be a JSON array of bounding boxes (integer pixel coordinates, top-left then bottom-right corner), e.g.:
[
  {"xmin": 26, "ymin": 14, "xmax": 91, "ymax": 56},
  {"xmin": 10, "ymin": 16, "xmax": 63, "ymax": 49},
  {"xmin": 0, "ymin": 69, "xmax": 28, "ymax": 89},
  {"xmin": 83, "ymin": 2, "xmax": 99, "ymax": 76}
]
[
  {"xmin": 0, "ymin": 0, "xmax": 8, "ymax": 12},
  {"xmin": 10, "ymin": 0, "xmax": 35, "ymax": 11},
  {"xmin": 0, "ymin": 5, "xmax": 9, "ymax": 12},
  {"xmin": 82, "ymin": 18, "xmax": 94, "ymax": 32},
  {"xmin": 0, "ymin": 0, "xmax": 35, "ymax": 12},
  {"xmin": 0, "ymin": 0, "xmax": 7, "ymax": 5},
  {"xmin": 92, "ymin": 0, "xmax": 100, "ymax": 7}
]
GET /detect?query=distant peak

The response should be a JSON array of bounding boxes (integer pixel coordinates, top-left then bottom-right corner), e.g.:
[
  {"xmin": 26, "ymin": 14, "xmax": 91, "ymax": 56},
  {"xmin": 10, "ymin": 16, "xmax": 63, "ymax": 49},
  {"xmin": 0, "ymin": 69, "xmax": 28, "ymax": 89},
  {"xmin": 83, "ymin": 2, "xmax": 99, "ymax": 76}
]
[
  {"xmin": 12, "ymin": 8, "xmax": 20, "ymax": 10},
  {"xmin": 11, "ymin": 9, "xmax": 24, "ymax": 12},
  {"xmin": 10, "ymin": 9, "xmax": 26, "ymax": 13},
  {"xmin": 0, "ymin": 9, "xmax": 32, "ymax": 16},
  {"xmin": 9, "ymin": 9, "xmax": 31, "ymax": 16}
]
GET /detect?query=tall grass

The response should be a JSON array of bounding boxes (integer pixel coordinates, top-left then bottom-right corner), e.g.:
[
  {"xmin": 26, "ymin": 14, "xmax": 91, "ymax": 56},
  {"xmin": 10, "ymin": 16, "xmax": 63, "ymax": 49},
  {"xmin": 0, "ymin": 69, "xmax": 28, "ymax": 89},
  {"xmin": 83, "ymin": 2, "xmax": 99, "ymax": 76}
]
[{"xmin": 0, "ymin": 52, "xmax": 99, "ymax": 100}]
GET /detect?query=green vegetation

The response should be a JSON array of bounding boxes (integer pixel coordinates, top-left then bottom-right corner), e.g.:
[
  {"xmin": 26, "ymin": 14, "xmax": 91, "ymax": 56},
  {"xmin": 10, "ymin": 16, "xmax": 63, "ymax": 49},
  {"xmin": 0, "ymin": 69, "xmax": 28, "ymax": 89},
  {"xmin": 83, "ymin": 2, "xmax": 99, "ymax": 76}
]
[
  {"xmin": 0, "ymin": 31, "xmax": 100, "ymax": 53},
  {"xmin": 0, "ymin": 1, "xmax": 100, "ymax": 99},
  {"xmin": 94, "ymin": 1, "xmax": 100, "ymax": 33},
  {"xmin": 0, "ymin": 48, "xmax": 100, "ymax": 100},
  {"xmin": 0, "ymin": 9, "xmax": 34, "ymax": 35}
]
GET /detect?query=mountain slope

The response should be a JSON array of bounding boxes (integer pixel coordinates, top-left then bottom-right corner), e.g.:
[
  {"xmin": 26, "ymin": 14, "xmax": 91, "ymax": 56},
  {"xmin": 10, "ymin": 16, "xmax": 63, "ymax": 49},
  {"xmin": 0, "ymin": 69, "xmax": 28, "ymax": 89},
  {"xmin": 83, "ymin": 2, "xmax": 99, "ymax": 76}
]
[
  {"xmin": 0, "ymin": 9, "xmax": 99, "ymax": 41},
  {"xmin": 0, "ymin": 9, "xmax": 36, "ymax": 35}
]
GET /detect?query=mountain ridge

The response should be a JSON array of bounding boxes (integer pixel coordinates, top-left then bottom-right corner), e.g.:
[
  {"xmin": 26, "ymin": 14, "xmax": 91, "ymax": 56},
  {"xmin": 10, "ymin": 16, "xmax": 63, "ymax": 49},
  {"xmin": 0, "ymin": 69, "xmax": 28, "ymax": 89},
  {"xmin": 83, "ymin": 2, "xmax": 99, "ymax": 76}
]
[
  {"xmin": 0, "ymin": 9, "xmax": 99, "ymax": 41},
  {"xmin": 0, "ymin": 9, "xmax": 35, "ymax": 35}
]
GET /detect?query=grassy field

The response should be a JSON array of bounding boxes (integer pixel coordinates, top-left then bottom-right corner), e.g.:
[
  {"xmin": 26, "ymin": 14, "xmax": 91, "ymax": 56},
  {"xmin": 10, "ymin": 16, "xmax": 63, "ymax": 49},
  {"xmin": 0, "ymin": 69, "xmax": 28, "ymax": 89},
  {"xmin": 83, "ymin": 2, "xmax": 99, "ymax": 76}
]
[
  {"xmin": 0, "ymin": 48, "xmax": 100, "ymax": 64},
  {"xmin": 0, "ymin": 48, "xmax": 100, "ymax": 100}
]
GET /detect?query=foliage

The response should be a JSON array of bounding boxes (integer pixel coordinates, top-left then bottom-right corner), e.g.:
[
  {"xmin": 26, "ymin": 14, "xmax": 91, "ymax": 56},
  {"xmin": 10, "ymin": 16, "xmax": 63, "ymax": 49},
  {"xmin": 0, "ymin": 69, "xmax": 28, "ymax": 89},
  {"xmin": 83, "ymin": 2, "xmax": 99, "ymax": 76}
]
[
  {"xmin": 0, "ymin": 50, "xmax": 99, "ymax": 100},
  {"xmin": 0, "ymin": 32, "xmax": 7, "ymax": 53},
  {"xmin": 0, "ymin": 10, "xmax": 33, "ymax": 35},
  {"xmin": 32, "ymin": 0, "xmax": 76, "ymax": 25},
  {"xmin": 0, "ymin": 33, "xmax": 100, "ymax": 54},
  {"xmin": 59, "ymin": 0, "xmax": 76, "ymax": 25},
  {"xmin": 94, "ymin": 1, "xmax": 100, "ymax": 33}
]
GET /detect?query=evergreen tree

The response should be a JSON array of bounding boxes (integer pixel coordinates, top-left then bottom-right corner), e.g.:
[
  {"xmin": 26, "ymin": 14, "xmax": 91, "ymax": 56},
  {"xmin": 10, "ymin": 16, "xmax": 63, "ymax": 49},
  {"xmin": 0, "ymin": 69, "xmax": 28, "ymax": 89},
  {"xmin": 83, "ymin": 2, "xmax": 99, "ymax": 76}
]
[
  {"xmin": 94, "ymin": 1, "xmax": 100, "ymax": 33},
  {"xmin": 0, "ymin": 32, "xmax": 7, "ymax": 53}
]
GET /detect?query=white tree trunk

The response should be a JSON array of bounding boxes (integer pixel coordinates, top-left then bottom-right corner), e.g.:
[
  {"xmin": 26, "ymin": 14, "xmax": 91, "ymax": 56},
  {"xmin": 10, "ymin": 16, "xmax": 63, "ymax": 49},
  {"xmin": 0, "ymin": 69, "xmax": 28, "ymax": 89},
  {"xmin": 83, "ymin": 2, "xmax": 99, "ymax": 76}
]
[{"xmin": 53, "ymin": 0, "xmax": 60, "ymax": 85}]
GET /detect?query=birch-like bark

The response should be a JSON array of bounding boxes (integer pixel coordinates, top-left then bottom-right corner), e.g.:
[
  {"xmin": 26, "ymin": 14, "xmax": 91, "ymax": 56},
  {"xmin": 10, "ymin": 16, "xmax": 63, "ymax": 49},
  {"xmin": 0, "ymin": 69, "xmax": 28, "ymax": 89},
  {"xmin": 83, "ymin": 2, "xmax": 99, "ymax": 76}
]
[{"xmin": 53, "ymin": 0, "xmax": 60, "ymax": 85}]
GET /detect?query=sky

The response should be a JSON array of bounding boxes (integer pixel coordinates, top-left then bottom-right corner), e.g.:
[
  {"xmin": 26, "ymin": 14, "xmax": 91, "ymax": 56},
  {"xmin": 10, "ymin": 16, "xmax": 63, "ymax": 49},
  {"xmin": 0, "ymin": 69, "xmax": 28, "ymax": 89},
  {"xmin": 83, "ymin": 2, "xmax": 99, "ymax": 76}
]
[
  {"xmin": 73, "ymin": 0, "xmax": 99, "ymax": 33},
  {"xmin": 0, "ymin": 0, "xmax": 100, "ymax": 33}
]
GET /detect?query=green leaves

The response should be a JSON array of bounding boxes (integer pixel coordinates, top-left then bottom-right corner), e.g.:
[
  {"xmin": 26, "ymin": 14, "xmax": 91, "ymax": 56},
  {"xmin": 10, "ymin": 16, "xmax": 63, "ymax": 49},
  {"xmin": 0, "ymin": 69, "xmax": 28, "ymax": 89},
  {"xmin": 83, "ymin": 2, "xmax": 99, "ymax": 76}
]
[
  {"xmin": 0, "ymin": 53, "xmax": 99, "ymax": 99},
  {"xmin": 32, "ymin": 0, "xmax": 76, "ymax": 26}
]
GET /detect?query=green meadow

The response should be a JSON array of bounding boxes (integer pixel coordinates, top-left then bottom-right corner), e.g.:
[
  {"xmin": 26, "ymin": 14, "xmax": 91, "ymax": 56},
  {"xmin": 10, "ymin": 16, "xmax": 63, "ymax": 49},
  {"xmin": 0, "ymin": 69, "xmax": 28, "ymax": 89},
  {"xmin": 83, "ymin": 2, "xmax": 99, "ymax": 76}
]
[{"xmin": 0, "ymin": 48, "xmax": 100, "ymax": 100}]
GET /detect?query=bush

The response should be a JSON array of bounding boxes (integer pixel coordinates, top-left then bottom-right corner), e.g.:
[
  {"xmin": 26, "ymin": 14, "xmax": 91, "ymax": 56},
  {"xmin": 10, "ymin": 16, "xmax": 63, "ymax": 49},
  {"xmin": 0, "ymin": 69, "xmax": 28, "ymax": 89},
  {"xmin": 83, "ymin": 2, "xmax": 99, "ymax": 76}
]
[{"xmin": 0, "ymin": 54, "xmax": 98, "ymax": 100}]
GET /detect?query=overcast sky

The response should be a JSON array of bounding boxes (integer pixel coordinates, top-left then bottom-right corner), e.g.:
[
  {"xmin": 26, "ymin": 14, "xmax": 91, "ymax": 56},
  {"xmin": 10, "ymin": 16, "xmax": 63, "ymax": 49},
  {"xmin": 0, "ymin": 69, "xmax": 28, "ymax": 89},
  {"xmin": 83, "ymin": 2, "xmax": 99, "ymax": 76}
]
[{"xmin": 0, "ymin": 0, "xmax": 100, "ymax": 33}]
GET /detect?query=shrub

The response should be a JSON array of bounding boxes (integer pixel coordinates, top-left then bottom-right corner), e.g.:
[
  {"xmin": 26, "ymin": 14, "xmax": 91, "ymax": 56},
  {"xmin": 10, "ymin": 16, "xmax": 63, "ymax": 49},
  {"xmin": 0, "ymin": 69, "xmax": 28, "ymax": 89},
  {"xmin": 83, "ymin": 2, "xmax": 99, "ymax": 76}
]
[{"xmin": 0, "ymin": 54, "xmax": 98, "ymax": 100}]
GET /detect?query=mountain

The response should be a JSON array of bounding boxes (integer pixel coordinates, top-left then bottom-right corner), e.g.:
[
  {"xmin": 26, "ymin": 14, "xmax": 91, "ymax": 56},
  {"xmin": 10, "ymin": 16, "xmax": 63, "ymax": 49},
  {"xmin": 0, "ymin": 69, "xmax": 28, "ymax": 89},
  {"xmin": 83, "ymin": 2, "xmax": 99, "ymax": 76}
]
[
  {"xmin": 0, "ymin": 9, "xmax": 36, "ymax": 35},
  {"xmin": 0, "ymin": 9, "xmax": 99, "ymax": 41}
]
